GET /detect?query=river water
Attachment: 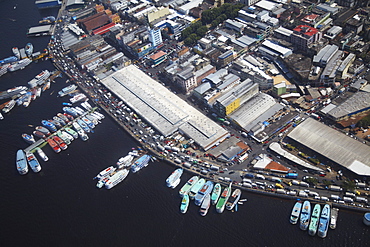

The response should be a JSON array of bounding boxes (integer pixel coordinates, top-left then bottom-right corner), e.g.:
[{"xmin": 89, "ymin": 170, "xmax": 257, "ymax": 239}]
[{"xmin": 0, "ymin": 0, "xmax": 369, "ymax": 246}]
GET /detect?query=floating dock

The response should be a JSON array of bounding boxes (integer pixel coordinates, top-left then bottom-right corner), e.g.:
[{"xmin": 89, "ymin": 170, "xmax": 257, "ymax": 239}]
[
  {"xmin": 27, "ymin": 25, "xmax": 52, "ymax": 37},
  {"xmin": 35, "ymin": 0, "xmax": 62, "ymax": 9}
]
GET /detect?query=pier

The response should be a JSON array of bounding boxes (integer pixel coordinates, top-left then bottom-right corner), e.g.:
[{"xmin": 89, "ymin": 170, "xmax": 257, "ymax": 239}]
[
  {"xmin": 24, "ymin": 139, "xmax": 46, "ymax": 153},
  {"xmin": 27, "ymin": 25, "xmax": 52, "ymax": 37}
]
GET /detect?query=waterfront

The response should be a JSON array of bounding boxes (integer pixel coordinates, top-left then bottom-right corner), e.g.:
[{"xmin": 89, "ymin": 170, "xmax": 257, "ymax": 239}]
[{"xmin": 0, "ymin": 1, "xmax": 369, "ymax": 246}]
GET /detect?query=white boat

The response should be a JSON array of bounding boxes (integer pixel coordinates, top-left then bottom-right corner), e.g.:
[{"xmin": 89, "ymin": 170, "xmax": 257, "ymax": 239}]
[
  {"xmin": 0, "ymin": 112, "xmax": 3, "ymax": 120},
  {"xmin": 330, "ymin": 208, "xmax": 339, "ymax": 229},
  {"xmin": 105, "ymin": 169, "xmax": 129, "ymax": 189},
  {"xmin": 116, "ymin": 154, "xmax": 133, "ymax": 168},
  {"xmin": 70, "ymin": 93, "xmax": 87, "ymax": 104},
  {"xmin": 225, "ymin": 188, "xmax": 241, "ymax": 211},
  {"xmin": 290, "ymin": 200, "xmax": 303, "ymax": 225},
  {"xmin": 36, "ymin": 148, "xmax": 48, "ymax": 162},
  {"xmin": 96, "ymin": 177, "xmax": 109, "ymax": 188},
  {"xmin": 94, "ymin": 166, "xmax": 116, "ymax": 180},
  {"xmin": 58, "ymin": 84, "xmax": 77, "ymax": 97},
  {"xmin": 166, "ymin": 168, "xmax": 183, "ymax": 188},
  {"xmin": 8, "ymin": 58, "xmax": 32, "ymax": 71},
  {"xmin": 26, "ymin": 152, "xmax": 42, "ymax": 173},
  {"xmin": 199, "ymin": 193, "xmax": 211, "ymax": 216}
]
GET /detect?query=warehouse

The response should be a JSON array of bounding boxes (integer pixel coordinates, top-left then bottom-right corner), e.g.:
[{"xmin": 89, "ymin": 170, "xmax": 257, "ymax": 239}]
[{"xmin": 100, "ymin": 65, "xmax": 229, "ymax": 151}]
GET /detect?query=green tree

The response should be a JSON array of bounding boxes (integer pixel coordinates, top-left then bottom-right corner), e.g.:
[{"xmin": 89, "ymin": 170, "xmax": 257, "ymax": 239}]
[
  {"xmin": 306, "ymin": 177, "xmax": 318, "ymax": 185},
  {"xmin": 357, "ymin": 113, "xmax": 370, "ymax": 128},
  {"xmin": 342, "ymin": 179, "xmax": 356, "ymax": 192},
  {"xmin": 196, "ymin": 26, "xmax": 208, "ymax": 37}
]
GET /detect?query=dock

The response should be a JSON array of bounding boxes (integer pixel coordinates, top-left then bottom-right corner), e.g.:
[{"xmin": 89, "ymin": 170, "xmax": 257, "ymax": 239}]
[
  {"xmin": 27, "ymin": 25, "xmax": 52, "ymax": 37},
  {"xmin": 24, "ymin": 139, "xmax": 46, "ymax": 153}
]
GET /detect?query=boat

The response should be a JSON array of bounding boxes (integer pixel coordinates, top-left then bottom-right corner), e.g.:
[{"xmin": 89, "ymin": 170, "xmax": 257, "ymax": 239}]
[
  {"xmin": 290, "ymin": 200, "xmax": 303, "ymax": 225},
  {"xmin": 36, "ymin": 87, "xmax": 42, "ymax": 97},
  {"xmin": 0, "ymin": 86, "xmax": 28, "ymax": 100},
  {"xmin": 58, "ymin": 84, "xmax": 78, "ymax": 97},
  {"xmin": 53, "ymin": 116, "xmax": 66, "ymax": 126},
  {"xmin": 94, "ymin": 166, "xmax": 117, "ymax": 180},
  {"xmin": 70, "ymin": 93, "xmax": 87, "ymax": 104},
  {"xmin": 308, "ymin": 204, "xmax": 321, "ymax": 236},
  {"xmin": 57, "ymin": 131, "xmax": 71, "ymax": 145},
  {"xmin": 85, "ymin": 114, "xmax": 99, "ymax": 125},
  {"xmin": 62, "ymin": 107, "xmax": 79, "ymax": 117},
  {"xmin": 2, "ymin": 99, "xmax": 16, "ymax": 113},
  {"xmin": 330, "ymin": 208, "xmax": 339, "ymax": 230},
  {"xmin": 0, "ymin": 112, "xmax": 3, "ymax": 120},
  {"xmin": 105, "ymin": 169, "xmax": 129, "ymax": 189},
  {"xmin": 36, "ymin": 148, "xmax": 48, "ymax": 162},
  {"xmin": 188, "ymin": 178, "xmax": 206, "ymax": 200},
  {"xmin": 72, "ymin": 122, "xmax": 89, "ymax": 141},
  {"xmin": 12, "ymin": 47, "xmax": 20, "ymax": 59},
  {"xmin": 299, "ymin": 201, "xmax": 311, "ymax": 231},
  {"xmin": 199, "ymin": 193, "xmax": 211, "ymax": 216},
  {"xmin": 194, "ymin": 181, "xmax": 214, "ymax": 206},
  {"xmin": 180, "ymin": 193, "xmax": 190, "ymax": 214},
  {"xmin": 130, "ymin": 154, "xmax": 151, "ymax": 173},
  {"xmin": 166, "ymin": 168, "xmax": 183, "ymax": 188},
  {"xmin": 211, "ymin": 183, "xmax": 221, "ymax": 205},
  {"xmin": 81, "ymin": 116, "xmax": 95, "ymax": 129},
  {"xmin": 179, "ymin": 176, "xmax": 199, "ymax": 198},
  {"xmin": 77, "ymin": 119, "xmax": 90, "ymax": 133},
  {"xmin": 49, "ymin": 119, "xmax": 62, "ymax": 129},
  {"xmin": 22, "ymin": 92, "xmax": 32, "ymax": 107},
  {"xmin": 41, "ymin": 120, "xmax": 57, "ymax": 132},
  {"xmin": 39, "ymin": 16, "xmax": 55, "ymax": 25},
  {"xmin": 364, "ymin": 212, "xmax": 370, "ymax": 226},
  {"xmin": 42, "ymin": 80, "xmax": 50, "ymax": 91},
  {"xmin": 21, "ymin": 133, "xmax": 35, "ymax": 144},
  {"xmin": 52, "ymin": 136, "xmax": 67, "ymax": 150},
  {"xmin": 26, "ymin": 152, "xmax": 41, "ymax": 173},
  {"xmin": 28, "ymin": 70, "xmax": 50, "ymax": 88},
  {"xmin": 96, "ymin": 177, "xmax": 109, "ymax": 188},
  {"xmin": 318, "ymin": 204, "xmax": 331, "ymax": 238},
  {"xmin": 8, "ymin": 58, "xmax": 32, "ymax": 72},
  {"xmin": 225, "ymin": 188, "xmax": 241, "ymax": 211},
  {"xmin": 62, "ymin": 102, "xmax": 72, "ymax": 106},
  {"xmin": 16, "ymin": 149, "xmax": 28, "ymax": 175},
  {"xmin": 47, "ymin": 138, "xmax": 61, "ymax": 153},
  {"xmin": 216, "ymin": 183, "xmax": 232, "ymax": 214},
  {"xmin": 63, "ymin": 113, "xmax": 74, "ymax": 121},
  {"xmin": 0, "ymin": 64, "xmax": 10, "ymax": 77},
  {"xmin": 25, "ymin": 43, "xmax": 33, "ymax": 57},
  {"xmin": 57, "ymin": 113, "xmax": 69, "ymax": 123},
  {"xmin": 64, "ymin": 127, "xmax": 78, "ymax": 139},
  {"xmin": 74, "ymin": 107, "xmax": 85, "ymax": 116},
  {"xmin": 94, "ymin": 111, "xmax": 105, "ymax": 119},
  {"xmin": 35, "ymin": 126, "xmax": 50, "ymax": 136},
  {"xmin": 116, "ymin": 155, "xmax": 133, "ymax": 168}
]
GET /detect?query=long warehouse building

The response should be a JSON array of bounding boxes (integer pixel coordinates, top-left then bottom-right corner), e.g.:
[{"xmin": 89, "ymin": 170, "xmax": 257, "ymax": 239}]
[
  {"xmin": 100, "ymin": 65, "xmax": 230, "ymax": 151},
  {"xmin": 288, "ymin": 118, "xmax": 370, "ymax": 176}
]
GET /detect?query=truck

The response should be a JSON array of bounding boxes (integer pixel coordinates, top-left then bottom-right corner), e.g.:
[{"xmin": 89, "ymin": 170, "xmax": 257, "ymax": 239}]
[
  {"xmin": 292, "ymin": 180, "xmax": 300, "ymax": 186},
  {"xmin": 270, "ymin": 177, "xmax": 282, "ymax": 183},
  {"xmin": 343, "ymin": 196, "xmax": 354, "ymax": 203},
  {"xmin": 329, "ymin": 185, "xmax": 342, "ymax": 192},
  {"xmin": 355, "ymin": 197, "xmax": 368, "ymax": 203},
  {"xmin": 210, "ymin": 165, "xmax": 220, "ymax": 172},
  {"xmin": 330, "ymin": 195, "xmax": 340, "ymax": 200},
  {"xmin": 298, "ymin": 191, "xmax": 308, "ymax": 197},
  {"xmin": 276, "ymin": 189, "xmax": 286, "ymax": 194},
  {"xmin": 285, "ymin": 173, "xmax": 298, "ymax": 179},
  {"xmin": 299, "ymin": 181, "xmax": 309, "ymax": 187},
  {"xmin": 255, "ymin": 174, "xmax": 265, "ymax": 180}
]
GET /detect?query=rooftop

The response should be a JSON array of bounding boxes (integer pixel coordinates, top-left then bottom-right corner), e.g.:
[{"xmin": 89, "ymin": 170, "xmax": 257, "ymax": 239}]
[
  {"xmin": 327, "ymin": 91, "xmax": 370, "ymax": 120},
  {"xmin": 293, "ymin": 25, "xmax": 319, "ymax": 37}
]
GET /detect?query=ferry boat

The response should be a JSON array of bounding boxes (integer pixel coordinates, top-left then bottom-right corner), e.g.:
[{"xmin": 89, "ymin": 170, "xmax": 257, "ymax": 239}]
[
  {"xmin": 2, "ymin": 99, "xmax": 16, "ymax": 113},
  {"xmin": 26, "ymin": 152, "xmax": 41, "ymax": 173},
  {"xmin": 36, "ymin": 148, "xmax": 48, "ymax": 162},
  {"xmin": 77, "ymin": 119, "xmax": 90, "ymax": 133},
  {"xmin": 70, "ymin": 93, "xmax": 87, "ymax": 104},
  {"xmin": 52, "ymin": 136, "xmax": 67, "ymax": 150},
  {"xmin": 199, "ymin": 193, "xmax": 211, "ymax": 216},
  {"xmin": 0, "ymin": 86, "xmax": 28, "ymax": 100},
  {"xmin": 188, "ymin": 178, "xmax": 206, "ymax": 200},
  {"xmin": 25, "ymin": 43, "xmax": 33, "ymax": 57},
  {"xmin": 35, "ymin": 126, "xmax": 50, "ymax": 136},
  {"xmin": 318, "ymin": 204, "xmax": 331, "ymax": 238},
  {"xmin": 194, "ymin": 181, "xmax": 214, "ymax": 206},
  {"xmin": 166, "ymin": 168, "xmax": 183, "ymax": 188},
  {"xmin": 216, "ymin": 183, "xmax": 232, "ymax": 213},
  {"xmin": 16, "ymin": 149, "xmax": 28, "ymax": 175},
  {"xmin": 41, "ymin": 120, "xmax": 57, "ymax": 132},
  {"xmin": 74, "ymin": 107, "xmax": 85, "ymax": 116},
  {"xmin": 64, "ymin": 127, "xmax": 78, "ymax": 139},
  {"xmin": 330, "ymin": 208, "xmax": 339, "ymax": 229},
  {"xmin": 131, "ymin": 154, "xmax": 151, "ymax": 173},
  {"xmin": 8, "ymin": 58, "xmax": 32, "ymax": 72},
  {"xmin": 22, "ymin": 92, "xmax": 32, "ymax": 107},
  {"xmin": 211, "ymin": 183, "xmax": 221, "ymax": 205},
  {"xmin": 180, "ymin": 193, "xmax": 190, "ymax": 214},
  {"xmin": 94, "ymin": 166, "xmax": 117, "ymax": 180},
  {"xmin": 116, "ymin": 155, "xmax": 133, "ymax": 168},
  {"xmin": 58, "ymin": 84, "xmax": 77, "ymax": 97},
  {"xmin": 47, "ymin": 138, "xmax": 61, "ymax": 153},
  {"xmin": 22, "ymin": 133, "xmax": 35, "ymax": 144},
  {"xmin": 179, "ymin": 176, "xmax": 199, "ymax": 198},
  {"xmin": 28, "ymin": 70, "xmax": 50, "ymax": 88},
  {"xmin": 308, "ymin": 204, "xmax": 321, "ymax": 236},
  {"xmin": 225, "ymin": 188, "xmax": 241, "ymax": 211},
  {"xmin": 290, "ymin": 200, "xmax": 303, "ymax": 225},
  {"xmin": 0, "ymin": 64, "xmax": 10, "ymax": 77},
  {"xmin": 299, "ymin": 201, "xmax": 311, "ymax": 231},
  {"xmin": 105, "ymin": 169, "xmax": 129, "ymax": 189},
  {"xmin": 96, "ymin": 177, "xmax": 109, "ymax": 188}
]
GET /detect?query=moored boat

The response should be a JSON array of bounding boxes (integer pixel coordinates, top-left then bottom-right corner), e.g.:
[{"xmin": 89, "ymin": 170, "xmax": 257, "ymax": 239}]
[
  {"xmin": 330, "ymin": 208, "xmax": 339, "ymax": 230},
  {"xmin": 41, "ymin": 120, "xmax": 57, "ymax": 132},
  {"xmin": 63, "ymin": 107, "xmax": 79, "ymax": 117},
  {"xmin": 52, "ymin": 136, "xmax": 67, "ymax": 150},
  {"xmin": 225, "ymin": 188, "xmax": 241, "ymax": 211},
  {"xmin": 47, "ymin": 138, "xmax": 61, "ymax": 153},
  {"xmin": 308, "ymin": 204, "xmax": 321, "ymax": 236},
  {"xmin": 35, "ymin": 126, "xmax": 50, "ymax": 135},
  {"xmin": 77, "ymin": 119, "xmax": 90, "ymax": 133},
  {"xmin": 195, "ymin": 181, "xmax": 214, "ymax": 206},
  {"xmin": 26, "ymin": 152, "xmax": 41, "ymax": 173},
  {"xmin": 179, "ymin": 176, "xmax": 199, "ymax": 198},
  {"xmin": 166, "ymin": 168, "xmax": 183, "ymax": 188},
  {"xmin": 188, "ymin": 178, "xmax": 206, "ymax": 200},
  {"xmin": 64, "ymin": 127, "xmax": 78, "ymax": 139},
  {"xmin": 25, "ymin": 43, "xmax": 33, "ymax": 57},
  {"xmin": 105, "ymin": 169, "xmax": 129, "ymax": 189},
  {"xmin": 96, "ymin": 177, "xmax": 109, "ymax": 188},
  {"xmin": 57, "ymin": 113, "xmax": 69, "ymax": 123},
  {"xmin": 57, "ymin": 131, "xmax": 71, "ymax": 145},
  {"xmin": 33, "ymin": 130, "xmax": 46, "ymax": 139},
  {"xmin": 318, "ymin": 204, "xmax": 331, "ymax": 238},
  {"xmin": 58, "ymin": 84, "xmax": 78, "ymax": 97},
  {"xmin": 299, "ymin": 200, "xmax": 311, "ymax": 231},
  {"xmin": 199, "ymin": 193, "xmax": 211, "ymax": 216},
  {"xmin": 36, "ymin": 148, "xmax": 48, "ymax": 162},
  {"xmin": 82, "ymin": 116, "xmax": 95, "ymax": 129},
  {"xmin": 364, "ymin": 212, "xmax": 370, "ymax": 226},
  {"xmin": 2, "ymin": 99, "xmax": 16, "ymax": 113},
  {"xmin": 211, "ymin": 183, "xmax": 221, "ymax": 205},
  {"xmin": 216, "ymin": 183, "xmax": 232, "ymax": 213},
  {"xmin": 130, "ymin": 154, "xmax": 151, "ymax": 173},
  {"xmin": 63, "ymin": 113, "xmax": 74, "ymax": 121},
  {"xmin": 290, "ymin": 200, "xmax": 303, "ymax": 225},
  {"xmin": 94, "ymin": 166, "xmax": 117, "ymax": 180},
  {"xmin": 16, "ymin": 149, "xmax": 28, "ymax": 175},
  {"xmin": 12, "ymin": 47, "xmax": 20, "ymax": 59},
  {"xmin": 22, "ymin": 133, "xmax": 35, "ymax": 144},
  {"xmin": 72, "ymin": 122, "xmax": 89, "ymax": 141},
  {"xmin": 116, "ymin": 154, "xmax": 133, "ymax": 168},
  {"xmin": 70, "ymin": 93, "xmax": 87, "ymax": 104},
  {"xmin": 53, "ymin": 116, "xmax": 66, "ymax": 126},
  {"xmin": 180, "ymin": 193, "xmax": 190, "ymax": 214}
]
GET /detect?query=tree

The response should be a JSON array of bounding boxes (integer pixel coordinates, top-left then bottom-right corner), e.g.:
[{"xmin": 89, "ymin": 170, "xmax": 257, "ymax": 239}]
[
  {"xmin": 357, "ymin": 113, "xmax": 370, "ymax": 128},
  {"xmin": 342, "ymin": 179, "xmax": 356, "ymax": 192},
  {"xmin": 196, "ymin": 26, "xmax": 208, "ymax": 37}
]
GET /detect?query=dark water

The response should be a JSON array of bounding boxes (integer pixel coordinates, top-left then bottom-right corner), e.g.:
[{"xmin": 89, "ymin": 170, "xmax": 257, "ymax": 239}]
[{"xmin": 0, "ymin": 1, "xmax": 369, "ymax": 246}]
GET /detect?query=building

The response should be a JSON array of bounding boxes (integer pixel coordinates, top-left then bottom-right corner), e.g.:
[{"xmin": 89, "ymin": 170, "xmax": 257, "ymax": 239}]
[
  {"xmin": 273, "ymin": 26, "xmax": 293, "ymax": 42},
  {"xmin": 272, "ymin": 82, "xmax": 286, "ymax": 96},
  {"xmin": 150, "ymin": 51, "xmax": 167, "ymax": 66},
  {"xmin": 259, "ymin": 40, "xmax": 292, "ymax": 59},
  {"xmin": 291, "ymin": 25, "xmax": 322, "ymax": 52},
  {"xmin": 35, "ymin": 0, "xmax": 61, "ymax": 9},
  {"xmin": 77, "ymin": 12, "xmax": 111, "ymax": 33},
  {"xmin": 100, "ymin": 65, "xmax": 230, "ymax": 151},
  {"xmin": 213, "ymin": 79, "xmax": 258, "ymax": 116},
  {"xmin": 176, "ymin": 66, "xmax": 197, "ymax": 93},
  {"xmin": 218, "ymin": 50, "xmax": 234, "ymax": 68},
  {"xmin": 238, "ymin": 0, "xmax": 261, "ymax": 6},
  {"xmin": 324, "ymin": 26, "xmax": 343, "ymax": 40},
  {"xmin": 148, "ymin": 27, "xmax": 163, "ymax": 47}
]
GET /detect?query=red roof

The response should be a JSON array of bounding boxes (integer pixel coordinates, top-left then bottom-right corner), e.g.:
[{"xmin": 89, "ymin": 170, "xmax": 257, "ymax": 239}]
[
  {"xmin": 293, "ymin": 25, "xmax": 318, "ymax": 37},
  {"xmin": 92, "ymin": 22, "xmax": 116, "ymax": 35},
  {"xmin": 150, "ymin": 50, "xmax": 167, "ymax": 60}
]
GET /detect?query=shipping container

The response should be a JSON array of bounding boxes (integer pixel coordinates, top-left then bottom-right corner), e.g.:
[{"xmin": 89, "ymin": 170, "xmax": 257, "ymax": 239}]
[{"xmin": 329, "ymin": 185, "xmax": 342, "ymax": 192}]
